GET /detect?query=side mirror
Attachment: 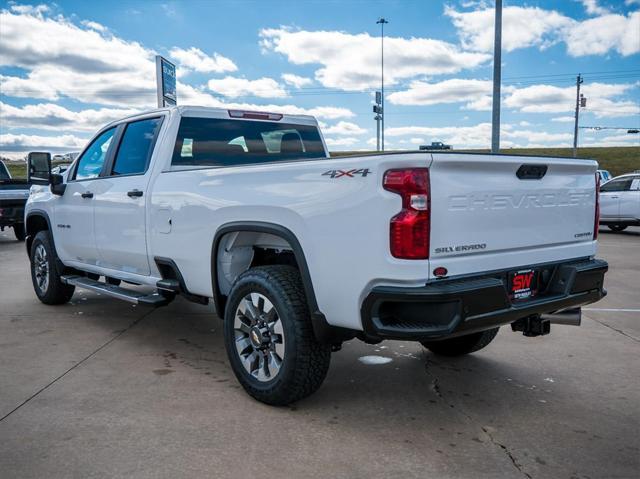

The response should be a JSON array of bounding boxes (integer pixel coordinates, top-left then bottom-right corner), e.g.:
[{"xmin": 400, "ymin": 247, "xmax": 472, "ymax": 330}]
[
  {"xmin": 50, "ymin": 173, "xmax": 66, "ymax": 196},
  {"xmin": 27, "ymin": 152, "xmax": 51, "ymax": 185}
]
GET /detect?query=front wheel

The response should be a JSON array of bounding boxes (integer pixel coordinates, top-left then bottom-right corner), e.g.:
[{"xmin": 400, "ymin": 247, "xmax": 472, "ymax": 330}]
[
  {"xmin": 607, "ymin": 224, "xmax": 627, "ymax": 232},
  {"xmin": 421, "ymin": 328, "xmax": 499, "ymax": 357},
  {"xmin": 30, "ymin": 230, "xmax": 75, "ymax": 305},
  {"xmin": 223, "ymin": 266, "xmax": 331, "ymax": 405}
]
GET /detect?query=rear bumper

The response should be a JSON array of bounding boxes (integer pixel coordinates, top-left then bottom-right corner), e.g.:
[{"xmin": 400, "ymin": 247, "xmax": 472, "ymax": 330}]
[
  {"xmin": 0, "ymin": 201, "xmax": 25, "ymax": 228},
  {"xmin": 361, "ymin": 258, "xmax": 608, "ymax": 341}
]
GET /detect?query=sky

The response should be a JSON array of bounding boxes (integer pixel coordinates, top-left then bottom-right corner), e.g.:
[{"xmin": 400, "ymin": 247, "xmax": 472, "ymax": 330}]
[{"xmin": 0, "ymin": 0, "xmax": 639, "ymax": 158}]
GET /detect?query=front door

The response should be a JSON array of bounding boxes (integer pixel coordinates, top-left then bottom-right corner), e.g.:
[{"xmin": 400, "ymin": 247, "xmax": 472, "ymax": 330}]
[
  {"xmin": 93, "ymin": 117, "xmax": 163, "ymax": 275},
  {"xmin": 599, "ymin": 178, "xmax": 631, "ymax": 220},
  {"xmin": 54, "ymin": 127, "xmax": 117, "ymax": 265}
]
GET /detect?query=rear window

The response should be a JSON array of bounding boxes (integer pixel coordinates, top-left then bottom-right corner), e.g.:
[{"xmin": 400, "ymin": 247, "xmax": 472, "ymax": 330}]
[{"xmin": 171, "ymin": 117, "xmax": 326, "ymax": 168}]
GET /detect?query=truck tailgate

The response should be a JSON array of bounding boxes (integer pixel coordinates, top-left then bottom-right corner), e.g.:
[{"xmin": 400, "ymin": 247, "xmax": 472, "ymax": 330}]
[{"xmin": 429, "ymin": 153, "xmax": 598, "ymax": 275}]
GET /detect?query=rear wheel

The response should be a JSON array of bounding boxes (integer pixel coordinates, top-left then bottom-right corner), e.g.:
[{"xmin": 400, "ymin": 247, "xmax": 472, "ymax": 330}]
[
  {"xmin": 421, "ymin": 328, "xmax": 499, "ymax": 357},
  {"xmin": 30, "ymin": 230, "xmax": 75, "ymax": 305},
  {"xmin": 13, "ymin": 224, "xmax": 25, "ymax": 241},
  {"xmin": 223, "ymin": 266, "xmax": 331, "ymax": 405},
  {"xmin": 608, "ymin": 224, "xmax": 627, "ymax": 232}
]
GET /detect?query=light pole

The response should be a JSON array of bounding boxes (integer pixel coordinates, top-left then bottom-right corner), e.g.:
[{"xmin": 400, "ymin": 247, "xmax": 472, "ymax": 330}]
[
  {"xmin": 376, "ymin": 17, "xmax": 388, "ymax": 151},
  {"xmin": 490, "ymin": 0, "xmax": 502, "ymax": 153}
]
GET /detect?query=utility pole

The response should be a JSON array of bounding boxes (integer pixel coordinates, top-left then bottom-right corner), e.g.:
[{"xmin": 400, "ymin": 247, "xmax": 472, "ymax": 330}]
[
  {"xmin": 491, "ymin": 0, "xmax": 502, "ymax": 153},
  {"xmin": 573, "ymin": 74, "xmax": 584, "ymax": 157},
  {"xmin": 377, "ymin": 18, "xmax": 388, "ymax": 151}
]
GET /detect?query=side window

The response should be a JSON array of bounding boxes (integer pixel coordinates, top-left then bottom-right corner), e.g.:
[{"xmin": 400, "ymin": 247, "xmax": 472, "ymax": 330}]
[
  {"xmin": 74, "ymin": 128, "xmax": 116, "ymax": 180},
  {"xmin": 600, "ymin": 179, "xmax": 632, "ymax": 192},
  {"xmin": 111, "ymin": 118, "xmax": 163, "ymax": 176}
]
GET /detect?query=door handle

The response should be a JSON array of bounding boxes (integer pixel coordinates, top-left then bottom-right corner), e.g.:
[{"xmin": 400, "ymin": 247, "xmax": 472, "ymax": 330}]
[
  {"xmin": 610, "ymin": 196, "xmax": 619, "ymax": 199},
  {"xmin": 127, "ymin": 189, "xmax": 143, "ymax": 198},
  {"xmin": 81, "ymin": 191, "xmax": 93, "ymax": 199}
]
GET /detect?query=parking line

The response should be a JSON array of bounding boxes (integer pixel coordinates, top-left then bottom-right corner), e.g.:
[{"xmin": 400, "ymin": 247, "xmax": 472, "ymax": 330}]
[{"xmin": 583, "ymin": 308, "xmax": 640, "ymax": 313}]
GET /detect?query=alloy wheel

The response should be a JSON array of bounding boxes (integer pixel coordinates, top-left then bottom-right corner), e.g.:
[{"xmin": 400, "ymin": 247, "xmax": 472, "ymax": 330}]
[{"xmin": 233, "ymin": 292, "xmax": 285, "ymax": 382}]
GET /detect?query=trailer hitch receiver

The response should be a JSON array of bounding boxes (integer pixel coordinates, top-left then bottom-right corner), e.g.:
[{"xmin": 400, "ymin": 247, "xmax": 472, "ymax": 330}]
[{"xmin": 511, "ymin": 315, "xmax": 551, "ymax": 337}]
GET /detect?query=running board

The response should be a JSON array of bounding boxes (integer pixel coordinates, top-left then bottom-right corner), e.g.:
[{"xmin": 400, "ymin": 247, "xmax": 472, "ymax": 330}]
[{"xmin": 61, "ymin": 275, "xmax": 170, "ymax": 306}]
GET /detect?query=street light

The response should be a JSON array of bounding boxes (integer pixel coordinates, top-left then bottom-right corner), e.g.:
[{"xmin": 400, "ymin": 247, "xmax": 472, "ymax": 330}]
[{"xmin": 376, "ymin": 17, "xmax": 388, "ymax": 152}]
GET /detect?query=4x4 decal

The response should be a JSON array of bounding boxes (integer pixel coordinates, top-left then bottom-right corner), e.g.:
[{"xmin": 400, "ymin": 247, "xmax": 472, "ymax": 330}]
[{"xmin": 322, "ymin": 168, "xmax": 371, "ymax": 178}]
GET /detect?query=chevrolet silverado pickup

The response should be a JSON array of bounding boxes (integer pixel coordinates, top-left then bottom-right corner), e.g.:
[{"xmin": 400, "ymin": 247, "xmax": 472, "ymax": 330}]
[
  {"xmin": 24, "ymin": 106, "xmax": 607, "ymax": 405},
  {"xmin": 0, "ymin": 159, "xmax": 29, "ymax": 241}
]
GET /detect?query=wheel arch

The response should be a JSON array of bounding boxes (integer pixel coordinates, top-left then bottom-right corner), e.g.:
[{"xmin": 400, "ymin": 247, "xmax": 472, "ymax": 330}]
[
  {"xmin": 25, "ymin": 210, "xmax": 53, "ymax": 256},
  {"xmin": 211, "ymin": 221, "xmax": 344, "ymax": 344}
]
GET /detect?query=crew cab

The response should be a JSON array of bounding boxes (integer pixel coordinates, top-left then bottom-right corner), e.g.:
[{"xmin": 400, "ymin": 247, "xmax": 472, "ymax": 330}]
[
  {"xmin": 599, "ymin": 173, "xmax": 640, "ymax": 232},
  {"xmin": 24, "ymin": 106, "xmax": 607, "ymax": 405},
  {"xmin": 0, "ymin": 159, "xmax": 30, "ymax": 241}
]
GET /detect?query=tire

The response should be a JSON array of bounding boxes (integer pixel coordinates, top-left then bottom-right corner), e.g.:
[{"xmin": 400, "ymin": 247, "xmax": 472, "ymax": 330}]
[
  {"xmin": 30, "ymin": 230, "xmax": 75, "ymax": 305},
  {"xmin": 223, "ymin": 265, "xmax": 331, "ymax": 406},
  {"xmin": 421, "ymin": 328, "xmax": 499, "ymax": 357},
  {"xmin": 607, "ymin": 224, "xmax": 627, "ymax": 232},
  {"xmin": 13, "ymin": 224, "xmax": 25, "ymax": 241}
]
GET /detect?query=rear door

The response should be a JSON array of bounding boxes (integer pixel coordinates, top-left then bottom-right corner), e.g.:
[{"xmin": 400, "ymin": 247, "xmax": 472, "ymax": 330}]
[
  {"xmin": 92, "ymin": 117, "xmax": 163, "ymax": 275},
  {"xmin": 54, "ymin": 127, "xmax": 116, "ymax": 265}
]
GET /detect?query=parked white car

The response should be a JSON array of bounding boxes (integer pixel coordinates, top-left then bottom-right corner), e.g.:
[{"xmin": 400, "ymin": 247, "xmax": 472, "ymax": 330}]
[
  {"xmin": 23, "ymin": 106, "xmax": 608, "ymax": 404},
  {"xmin": 599, "ymin": 173, "xmax": 640, "ymax": 231}
]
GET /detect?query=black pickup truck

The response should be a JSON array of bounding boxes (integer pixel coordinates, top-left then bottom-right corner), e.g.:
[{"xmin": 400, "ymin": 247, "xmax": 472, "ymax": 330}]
[{"xmin": 0, "ymin": 160, "xmax": 30, "ymax": 241}]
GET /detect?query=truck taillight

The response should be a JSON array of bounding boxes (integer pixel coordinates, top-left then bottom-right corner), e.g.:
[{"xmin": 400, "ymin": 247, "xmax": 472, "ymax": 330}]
[
  {"xmin": 594, "ymin": 173, "xmax": 600, "ymax": 240},
  {"xmin": 383, "ymin": 168, "xmax": 430, "ymax": 259}
]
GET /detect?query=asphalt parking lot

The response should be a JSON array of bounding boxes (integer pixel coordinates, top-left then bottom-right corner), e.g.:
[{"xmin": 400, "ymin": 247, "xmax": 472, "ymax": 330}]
[{"xmin": 0, "ymin": 228, "xmax": 638, "ymax": 479}]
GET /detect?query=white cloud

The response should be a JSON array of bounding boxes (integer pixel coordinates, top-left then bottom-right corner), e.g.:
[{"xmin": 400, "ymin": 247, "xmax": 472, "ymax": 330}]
[
  {"xmin": 207, "ymin": 76, "xmax": 287, "ymax": 98},
  {"xmin": 551, "ymin": 116, "xmax": 576, "ymax": 122},
  {"xmin": 0, "ymin": 6, "xmax": 354, "ymax": 131},
  {"xmin": 446, "ymin": 5, "xmax": 640, "ymax": 57},
  {"xmin": 0, "ymin": 6, "xmax": 160, "ymax": 106},
  {"xmin": 0, "ymin": 102, "xmax": 140, "ymax": 131},
  {"xmin": 564, "ymin": 12, "xmax": 640, "ymax": 57},
  {"xmin": 281, "ymin": 73, "xmax": 313, "ymax": 88},
  {"xmin": 8, "ymin": 4, "xmax": 49, "ymax": 15},
  {"xmin": 579, "ymin": 0, "xmax": 609, "ymax": 16},
  {"xmin": 386, "ymin": 123, "xmax": 494, "ymax": 149},
  {"xmin": 169, "ymin": 47, "xmax": 237, "ymax": 74},
  {"xmin": 387, "ymin": 79, "xmax": 493, "ymax": 107},
  {"xmin": 324, "ymin": 137, "xmax": 359, "ymax": 147},
  {"xmin": 322, "ymin": 121, "xmax": 366, "ymax": 135},
  {"xmin": 519, "ymin": 121, "xmax": 532, "ymax": 127},
  {"xmin": 445, "ymin": 5, "xmax": 572, "ymax": 52},
  {"xmin": 0, "ymin": 133, "xmax": 88, "ymax": 154},
  {"xmin": 260, "ymin": 28, "xmax": 491, "ymax": 90},
  {"xmin": 176, "ymin": 85, "xmax": 354, "ymax": 119},
  {"xmin": 81, "ymin": 20, "xmax": 108, "ymax": 32},
  {"xmin": 504, "ymin": 82, "xmax": 639, "ymax": 117},
  {"xmin": 385, "ymin": 122, "xmax": 582, "ymax": 149}
]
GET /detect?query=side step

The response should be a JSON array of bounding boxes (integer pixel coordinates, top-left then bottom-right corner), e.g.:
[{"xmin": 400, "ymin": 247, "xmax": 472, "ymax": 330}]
[{"xmin": 61, "ymin": 275, "xmax": 170, "ymax": 306}]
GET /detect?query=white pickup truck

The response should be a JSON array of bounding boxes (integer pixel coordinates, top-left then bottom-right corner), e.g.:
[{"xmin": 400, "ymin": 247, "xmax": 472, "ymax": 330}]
[{"xmin": 24, "ymin": 106, "xmax": 608, "ymax": 405}]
